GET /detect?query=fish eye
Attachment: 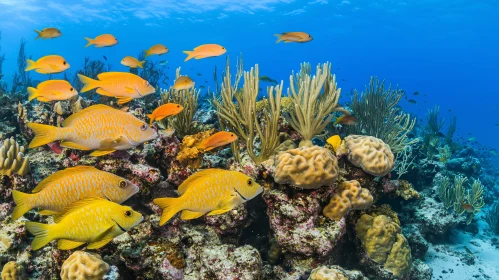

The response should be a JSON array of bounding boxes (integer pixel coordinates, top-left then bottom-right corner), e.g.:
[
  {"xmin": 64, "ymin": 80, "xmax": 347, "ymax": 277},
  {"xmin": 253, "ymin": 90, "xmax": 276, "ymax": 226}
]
[
  {"xmin": 247, "ymin": 179, "xmax": 252, "ymax": 186},
  {"xmin": 177, "ymin": 105, "xmax": 180, "ymax": 108},
  {"xmin": 63, "ymin": 61, "xmax": 67, "ymax": 65},
  {"xmin": 230, "ymin": 134, "xmax": 234, "ymax": 137},
  {"xmin": 124, "ymin": 210, "xmax": 132, "ymax": 217},
  {"xmin": 145, "ymin": 81, "xmax": 150, "ymax": 86},
  {"xmin": 119, "ymin": 180, "xmax": 127, "ymax": 188},
  {"xmin": 70, "ymin": 87, "xmax": 74, "ymax": 91},
  {"xmin": 140, "ymin": 123, "xmax": 148, "ymax": 131}
]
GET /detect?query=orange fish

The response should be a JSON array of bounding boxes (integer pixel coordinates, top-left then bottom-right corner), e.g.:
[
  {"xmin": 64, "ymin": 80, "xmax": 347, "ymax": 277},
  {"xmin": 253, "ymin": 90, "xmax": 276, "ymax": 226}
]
[
  {"xmin": 27, "ymin": 80, "xmax": 77, "ymax": 102},
  {"xmin": 173, "ymin": 76, "xmax": 194, "ymax": 90},
  {"xmin": 121, "ymin": 56, "xmax": 145, "ymax": 68},
  {"xmin": 25, "ymin": 55, "xmax": 70, "ymax": 74},
  {"xmin": 183, "ymin": 44, "xmax": 226, "ymax": 62},
  {"xmin": 84, "ymin": 34, "xmax": 118, "ymax": 48},
  {"xmin": 198, "ymin": 131, "xmax": 238, "ymax": 152},
  {"xmin": 334, "ymin": 115, "xmax": 357, "ymax": 125},
  {"xmin": 145, "ymin": 44, "xmax": 169, "ymax": 57},
  {"xmin": 147, "ymin": 103, "xmax": 184, "ymax": 125},
  {"xmin": 34, "ymin": 28, "xmax": 61, "ymax": 39},
  {"xmin": 461, "ymin": 203, "xmax": 474, "ymax": 213},
  {"xmin": 274, "ymin": 32, "xmax": 313, "ymax": 43}
]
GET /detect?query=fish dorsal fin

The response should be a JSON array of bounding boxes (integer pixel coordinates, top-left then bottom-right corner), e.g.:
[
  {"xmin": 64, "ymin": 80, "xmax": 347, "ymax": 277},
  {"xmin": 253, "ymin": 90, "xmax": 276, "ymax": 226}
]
[
  {"xmin": 63, "ymin": 104, "xmax": 114, "ymax": 127},
  {"xmin": 54, "ymin": 197, "xmax": 106, "ymax": 223},
  {"xmin": 31, "ymin": 166, "xmax": 98, "ymax": 193},
  {"xmin": 97, "ymin": 72, "xmax": 129, "ymax": 80},
  {"xmin": 177, "ymin": 168, "xmax": 226, "ymax": 195}
]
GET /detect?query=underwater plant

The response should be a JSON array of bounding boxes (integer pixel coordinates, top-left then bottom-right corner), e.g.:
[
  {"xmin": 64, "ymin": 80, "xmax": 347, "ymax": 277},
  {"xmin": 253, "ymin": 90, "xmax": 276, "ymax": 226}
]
[
  {"xmin": 345, "ymin": 77, "xmax": 418, "ymax": 154},
  {"xmin": 485, "ymin": 202, "xmax": 499, "ymax": 235},
  {"xmin": 10, "ymin": 38, "xmax": 34, "ymax": 100},
  {"xmin": 393, "ymin": 144, "xmax": 417, "ymax": 179},
  {"xmin": 423, "ymin": 106, "xmax": 457, "ymax": 157},
  {"xmin": 69, "ymin": 57, "xmax": 111, "ymax": 100}
]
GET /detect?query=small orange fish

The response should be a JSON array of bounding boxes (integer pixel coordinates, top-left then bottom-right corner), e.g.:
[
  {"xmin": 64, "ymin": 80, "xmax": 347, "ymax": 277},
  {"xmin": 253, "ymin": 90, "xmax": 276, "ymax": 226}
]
[
  {"xmin": 27, "ymin": 80, "xmax": 77, "ymax": 102},
  {"xmin": 334, "ymin": 115, "xmax": 357, "ymax": 125},
  {"xmin": 84, "ymin": 34, "xmax": 118, "ymax": 48},
  {"xmin": 173, "ymin": 76, "xmax": 194, "ymax": 91},
  {"xmin": 274, "ymin": 32, "xmax": 313, "ymax": 43},
  {"xmin": 145, "ymin": 44, "xmax": 169, "ymax": 57},
  {"xmin": 34, "ymin": 28, "xmax": 61, "ymax": 39},
  {"xmin": 183, "ymin": 44, "xmax": 226, "ymax": 62},
  {"xmin": 198, "ymin": 131, "xmax": 238, "ymax": 152},
  {"xmin": 461, "ymin": 203, "xmax": 474, "ymax": 213},
  {"xmin": 121, "ymin": 56, "xmax": 145, "ymax": 68},
  {"xmin": 25, "ymin": 55, "xmax": 70, "ymax": 74},
  {"xmin": 147, "ymin": 103, "xmax": 184, "ymax": 125}
]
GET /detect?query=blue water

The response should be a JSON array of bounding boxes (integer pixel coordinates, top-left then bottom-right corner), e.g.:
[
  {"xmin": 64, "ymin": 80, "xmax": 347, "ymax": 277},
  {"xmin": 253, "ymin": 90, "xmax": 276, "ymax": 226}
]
[{"xmin": 0, "ymin": 0, "xmax": 498, "ymax": 155}]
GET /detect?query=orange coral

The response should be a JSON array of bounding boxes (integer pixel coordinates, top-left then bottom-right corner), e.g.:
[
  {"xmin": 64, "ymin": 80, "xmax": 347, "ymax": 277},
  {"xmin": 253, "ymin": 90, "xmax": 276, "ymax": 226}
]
[{"xmin": 176, "ymin": 129, "xmax": 214, "ymax": 168}]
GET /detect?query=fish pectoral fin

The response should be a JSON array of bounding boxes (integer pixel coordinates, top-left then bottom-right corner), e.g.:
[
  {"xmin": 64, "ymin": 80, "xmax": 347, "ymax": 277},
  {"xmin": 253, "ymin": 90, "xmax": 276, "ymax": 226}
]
[
  {"xmin": 37, "ymin": 97, "xmax": 51, "ymax": 102},
  {"xmin": 95, "ymin": 88, "xmax": 115, "ymax": 97},
  {"xmin": 87, "ymin": 237, "xmax": 114, "ymax": 249},
  {"xmin": 100, "ymin": 136, "xmax": 124, "ymax": 148},
  {"xmin": 117, "ymin": 97, "xmax": 133, "ymax": 105},
  {"xmin": 58, "ymin": 239, "xmax": 85, "ymax": 250},
  {"xmin": 206, "ymin": 208, "xmax": 231, "ymax": 216},
  {"xmin": 60, "ymin": 141, "xmax": 91, "ymax": 151},
  {"xmin": 38, "ymin": 209, "xmax": 59, "ymax": 216},
  {"xmin": 89, "ymin": 149, "xmax": 116, "ymax": 157},
  {"xmin": 209, "ymin": 196, "xmax": 242, "ymax": 216},
  {"xmin": 124, "ymin": 86, "xmax": 135, "ymax": 93},
  {"xmin": 51, "ymin": 91, "xmax": 63, "ymax": 96},
  {"xmin": 49, "ymin": 64, "xmax": 59, "ymax": 70},
  {"xmin": 180, "ymin": 210, "xmax": 205, "ymax": 220}
]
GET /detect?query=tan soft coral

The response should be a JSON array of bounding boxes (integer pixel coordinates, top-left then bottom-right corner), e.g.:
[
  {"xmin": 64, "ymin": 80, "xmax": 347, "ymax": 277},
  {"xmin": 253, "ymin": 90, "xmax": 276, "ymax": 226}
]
[
  {"xmin": 323, "ymin": 180, "xmax": 373, "ymax": 221},
  {"xmin": 0, "ymin": 137, "xmax": 30, "ymax": 176},
  {"xmin": 60, "ymin": 251, "xmax": 110, "ymax": 280},
  {"xmin": 308, "ymin": 266, "xmax": 347, "ymax": 280},
  {"xmin": 274, "ymin": 146, "xmax": 339, "ymax": 189},
  {"xmin": 1, "ymin": 261, "xmax": 24, "ymax": 280},
  {"xmin": 176, "ymin": 129, "xmax": 214, "ymax": 168},
  {"xmin": 336, "ymin": 135, "xmax": 394, "ymax": 176}
]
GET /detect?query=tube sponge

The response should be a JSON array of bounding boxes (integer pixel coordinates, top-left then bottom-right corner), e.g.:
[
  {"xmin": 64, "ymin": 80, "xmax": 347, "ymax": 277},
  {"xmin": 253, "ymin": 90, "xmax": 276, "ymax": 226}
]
[
  {"xmin": 0, "ymin": 137, "xmax": 30, "ymax": 176},
  {"xmin": 61, "ymin": 251, "xmax": 110, "ymax": 280},
  {"xmin": 323, "ymin": 180, "xmax": 373, "ymax": 221}
]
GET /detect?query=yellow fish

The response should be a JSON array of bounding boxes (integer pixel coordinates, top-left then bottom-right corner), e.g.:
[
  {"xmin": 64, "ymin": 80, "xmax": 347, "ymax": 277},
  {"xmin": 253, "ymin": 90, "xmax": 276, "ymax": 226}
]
[
  {"xmin": 84, "ymin": 34, "xmax": 118, "ymax": 48},
  {"xmin": 145, "ymin": 44, "xmax": 169, "ymax": 57},
  {"xmin": 121, "ymin": 56, "xmax": 145, "ymax": 68},
  {"xmin": 153, "ymin": 169, "xmax": 263, "ymax": 226},
  {"xmin": 34, "ymin": 27, "xmax": 61, "ymax": 39},
  {"xmin": 25, "ymin": 55, "xmax": 70, "ymax": 74},
  {"xmin": 78, "ymin": 72, "xmax": 156, "ymax": 104},
  {"xmin": 147, "ymin": 103, "xmax": 183, "ymax": 125},
  {"xmin": 27, "ymin": 104, "xmax": 158, "ymax": 156},
  {"xmin": 327, "ymin": 135, "xmax": 342, "ymax": 152},
  {"xmin": 198, "ymin": 131, "xmax": 237, "ymax": 152},
  {"xmin": 173, "ymin": 76, "xmax": 194, "ymax": 91},
  {"xmin": 27, "ymin": 80, "xmax": 77, "ymax": 102},
  {"xmin": 25, "ymin": 197, "xmax": 143, "ymax": 250},
  {"xmin": 183, "ymin": 44, "xmax": 226, "ymax": 62},
  {"xmin": 11, "ymin": 166, "xmax": 139, "ymax": 220}
]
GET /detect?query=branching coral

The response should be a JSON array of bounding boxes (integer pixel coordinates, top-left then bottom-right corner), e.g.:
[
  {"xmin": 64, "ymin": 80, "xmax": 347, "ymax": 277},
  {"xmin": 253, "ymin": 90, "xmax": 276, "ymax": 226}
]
[
  {"xmin": 160, "ymin": 67, "xmax": 199, "ymax": 138},
  {"xmin": 287, "ymin": 62, "xmax": 341, "ymax": 147},
  {"xmin": 0, "ymin": 137, "xmax": 30, "ymax": 176},
  {"xmin": 346, "ymin": 77, "xmax": 418, "ymax": 154},
  {"xmin": 211, "ymin": 56, "xmax": 282, "ymax": 164}
]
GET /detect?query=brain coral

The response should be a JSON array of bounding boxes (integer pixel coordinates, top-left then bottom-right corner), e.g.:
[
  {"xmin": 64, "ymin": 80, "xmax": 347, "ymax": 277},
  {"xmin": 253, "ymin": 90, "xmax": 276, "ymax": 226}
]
[
  {"xmin": 336, "ymin": 135, "xmax": 394, "ymax": 176},
  {"xmin": 355, "ymin": 214, "xmax": 412, "ymax": 277},
  {"xmin": 323, "ymin": 180, "xmax": 373, "ymax": 221},
  {"xmin": 308, "ymin": 266, "xmax": 347, "ymax": 280},
  {"xmin": 274, "ymin": 145, "xmax": 339, "ymax": 189},
  {"xmin": 1, "ymin": 261, "xmax": 24, "ymax": 280},
  {"xmin": 61, "ymin": 251, "xmax": 110, "ymax": 280}
]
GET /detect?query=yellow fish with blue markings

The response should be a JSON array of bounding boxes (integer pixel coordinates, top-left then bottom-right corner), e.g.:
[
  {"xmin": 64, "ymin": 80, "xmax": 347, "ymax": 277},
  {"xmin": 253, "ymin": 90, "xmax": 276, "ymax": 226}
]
[
  {"xmin": 11, "ymin": 166, "xmax": 139, "ymax": 220},
  {"xmin": 25, "ymin": 197, "xmax": 143, "ymax": 251},
  {"xmin": 153, "ymin": 169, "xmax": 263, "ymax": 226},
  {"xmin": 27, "ymin": 104, "xmax": 158, "ymax": 156}
]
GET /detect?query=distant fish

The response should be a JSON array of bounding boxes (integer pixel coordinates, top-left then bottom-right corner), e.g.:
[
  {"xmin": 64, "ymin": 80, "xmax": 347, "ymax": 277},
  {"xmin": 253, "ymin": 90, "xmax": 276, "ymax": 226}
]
[
  {"xmin": 11, "ymin": 166, "xmax": 139, "ymax": 220},
  {"xmin": 197, "ymin": 131, "xmax": 238, "ymax": 152},
  {"xmin": 408, "ymin": 99, "xmax": 417, "ymax": 104},
  {"xmin": 183, "ymin": 44, "xmax": 226, "ymax": 62},
  {"xmin": 147, "ymin": 103, "xmax": 184, "ymax": 125},
  {"xmin": 102, "ymin": 55, "xmax": 107, "ymax": 60},
  {"xmin": 413, "ymin": 91, "xmax": 420, "ymax": 95},
  {"xmin": 326, "ymin": 135, "xmax": 342, "ymax": 152},
  {"xmin": 468, "ymin": 137, "xmax": 476, "ymax": 141},
  {"xmin": 25, "ymin": 197, "xmax": 143, "ymax": 250},
  {"xmin": 274, "ymin": 32, "xmax": 312, "ymax": 43},
  {"xmin": 34, "ymin": 28, "xmax": 61, "ymax": 39},
  {"xmin": 463, "ymin": 246, "xmax": 474, "ymax": 255},
  {"xmin": 259, "ymin": 76, "xmax": 278, "ymax": 85},
  {"xmin": 84, "ymin": 34, "xmax": 118, "ymax": 48},
  {"xmin": 153, "ymin": 169, "xmax": 263, "ymax": 225},
  {"xmin": 25, "ymin": 55, "xmax": 70, "ymax": 74},
  {"xmin": 121, "ymin": 56, "xmax": 145, "ymax": 68},
  {"xmin": 199, "ymin": 85, "xmax": 205, "ymax": 89},
  {"xmin": 145, "ymin": 44, "xmax": 169, "ymax": 57},
  {"xmin": 461, "ymin": 203, "xmax": 474, "ymax": 213},
  {"xmin": 173, "ymin": 76, "xmax": 194, "ymax": 90},
  {"xmin": 159, "ymin": 60, "xmax": 168, "ymax": 66},
  {"xmin": 27, "ymin": 80, "xmax": 77, "ymax": 102},
  {"xmin": 197, "ymin": 73, "xmax": 202, "ymax": 76},
  {"xmin": 490, "ymin": 150, "xmax": 497, "ymax": 156},
  {"xmin": 334, "ymin": 115, "xmax": 357, "ymax": 125}
]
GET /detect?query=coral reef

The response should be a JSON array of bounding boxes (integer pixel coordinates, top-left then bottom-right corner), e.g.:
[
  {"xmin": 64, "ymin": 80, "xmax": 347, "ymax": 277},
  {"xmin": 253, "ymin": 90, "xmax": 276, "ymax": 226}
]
[
  {"xmin": 0, "ymin": 137, "xmax": 30, "ymax": 176},
  {"xmin": 323, "ymin": 180, "xmax": 373, "ymax": 221},
  {"xmin": 60, "ymin": 251, "xmax": 111, "ymax": 280},
  {"xmin": 1, "ymin": 261, "xmax": 24, "ymax": 280}
]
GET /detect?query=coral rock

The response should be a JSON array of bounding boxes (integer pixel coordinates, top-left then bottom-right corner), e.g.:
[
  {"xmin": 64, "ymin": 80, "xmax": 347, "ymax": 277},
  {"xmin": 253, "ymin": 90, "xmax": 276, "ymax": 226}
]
[
  {"xmin": 337, "ymin": 135, "xmax": 394, "ymax": 177},
  {"xmin": 323, "ymin": 180, "xmax": 373, "ymax": 221},
  {"xmin": 1, "ymin": 261, "xmax": 24, "ymax": 280},
  {"xmin": 275, "ymin": 145, "xmax": 338, "ymax": 189},
  {"xmin": 60, "ymin": 251, "xmax": 110, "ymax": 280},
  {"xmin": 0, "ymin": 137, "xmax": 30, "ymax": 176},
  {"xmin": 308, "ymin": 266, "xmax": 347, "ymax": 280},
  {"xmin": 176, "ymin": 129, "xmax": 213, "ymax": 168}
]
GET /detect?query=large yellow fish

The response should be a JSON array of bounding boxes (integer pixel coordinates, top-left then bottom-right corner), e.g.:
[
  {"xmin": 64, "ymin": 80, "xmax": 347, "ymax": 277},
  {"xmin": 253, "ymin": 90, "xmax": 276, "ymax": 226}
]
[
  {"xmin": 25, "ymin": 55, "xmax": 70, "ymax": 74},
  {"xmin": 27, "ymin": 80, "xmax": 77, "ymax": 102},
  {"xmin": 78, "ymin": 72, "xmax": 156, "ymax": 104},
  {"xmin": 27, "ymin": 104, "xmax": 158, "ymax": 156},
  {"xmin": 25, "ymin": 197, "xmax": 143, "ymax": 250},
  {"xmin": 84, "ymin": 34, "xmax": 118, "ymax": 48},
  {"xmin": 145, "ymin": 44, "xmax": 169, "ymax": 57},
  {"xmin": 153, "ymin": 169, "xmax": 263, "ymax": 226},
  {"xmin": 11, "ymin": 166, "xmax": 139, "ymax": 220},
  {"xmin": 34, "ymin": 28, "xmax": 61, "ymax": 39}
]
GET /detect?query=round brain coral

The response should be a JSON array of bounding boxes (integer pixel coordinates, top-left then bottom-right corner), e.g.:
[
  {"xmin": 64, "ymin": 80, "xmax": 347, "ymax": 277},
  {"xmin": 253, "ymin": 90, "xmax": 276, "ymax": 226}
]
[
  {"xmin": 61, "ymin": 251, "xmax": 110, "ymax": 280},
  {"xmin": 274, "ymin": 145, "xmax": 339, "ymax": 189},
  {"xmin": 308, "ymin": 266, "xmax": 347, "ymax": 280},
  {"xmin": 1, "ymin": 261, "xmax": 24, "ymax": 280},
  {"xmin": 323, "ymin": 180, "xmax": 374, "ymax": 221},
  {"xmin": 336, "ymin": 135, "xmax": 394, "ymax": 176}
]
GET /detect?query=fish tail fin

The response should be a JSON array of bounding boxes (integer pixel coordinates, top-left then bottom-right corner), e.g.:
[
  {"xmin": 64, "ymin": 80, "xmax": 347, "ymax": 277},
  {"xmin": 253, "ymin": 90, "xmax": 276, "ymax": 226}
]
[
  {"xmin": 27, "ymin": 87, "xmax": 40, "ymax": 102},
  {"xmin": 138, "ymin": 61, "xmax": 145, "ymax": 68},
  {"xmin": 83, "ymin": 37, "xmax": 94, "ymax": 48},
  {"xmin": 183, "ymin": 51, "xmax": 194, "ymax": 62},
  {"xmin": 27, "ymin": 123, "xmax": 61, "ymax": 148},
  {"xmin": 274, "ymin": 34, "xmax": 282, "ymax": 44},
  {"xmin": 146, "ymin": 114, "xmax": 154, "ymax": 125},
  {"xmin": 25, "ymin": 222, "xmax": 54, "ymax": 251},
  {"xmin": 77, "ymin": 74, "xmax": 99, "ymax": 92},
  {"xmin": 34, "ymin": 30, "xmax": 42, "ymax": 40},
  {"xmin": 153, "ymin": 197, "xmax": 181, "ymax": 226},
  {"xmin": 11, "ymin": 190, "xmax": 33, "ymax": 220},
  {"xmin": 25, "ymin": 59, "xmax": 36, "ymax": 71},
  {"xmin": 144, "ymin": 50, "xmax": 151, "ymax": 57}
]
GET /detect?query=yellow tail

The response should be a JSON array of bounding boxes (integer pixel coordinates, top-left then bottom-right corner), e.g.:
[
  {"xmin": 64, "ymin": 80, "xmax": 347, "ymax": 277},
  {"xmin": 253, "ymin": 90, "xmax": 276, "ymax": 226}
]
[
  {"xmin": 183, "ymin": 51, "xmax": 195, "ymax": 62},
  {"xmin": 138, "ymin": 61, "xmax": 145, "ymax": 68},
  {"xmin": 27, "ymin": 123, "xmax": 61, "ymax": 148},
  {"xmin": 25, "ymin": 222, "xmax": 54, "ymax": 251},
  {"xmin": 144, "ymin": 50, "xmax": 151, "ymax": 57},
  {"xmin": 77, "ymin": 74, "xmax": 100, "ymax": 92},
  {"xmin": 25, "ymin": 59, "xmax": 36, "ymax": 71},
  {"xmin": 146, "ymin": 114, "xmax": 154, "ymax": 125},
  {"xmin": 153, "ymin": 197, "xmax": 181, "ymax": 226},
  {"xmin": 11, "ymin": 190, "xmax": 33, "ymax": 220},
  {"xmin": 83, "ymin": 37, "xmax": 94, "ymax": 48},
  {"xmin": 34, "ymin": 29, "xmax": 42, "ymax": 40},
  {"xmin": 274, "ymin": 34, "xmax": 283, "ymax": 44},
  {"xmin": 27, "ymin": 87, "xmax": 40, "ymax": 102}
]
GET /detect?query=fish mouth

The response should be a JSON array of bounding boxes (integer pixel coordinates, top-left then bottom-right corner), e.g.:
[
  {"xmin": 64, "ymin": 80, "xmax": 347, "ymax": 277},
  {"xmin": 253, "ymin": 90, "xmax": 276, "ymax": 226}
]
[
  {"xmin": 124, "ymin": 134, "xmax": 140, "ymax": 146},
  {"xmin": 234, "ymin": 188, "xmax": 248, "ymax": 201},
  {"xmin": 133, "ymin": 216, "xmax": 144, "ymax": 227},
  {"xmin": 113, "ymin": 219, "xmax": 127, "ymax": 232}
]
